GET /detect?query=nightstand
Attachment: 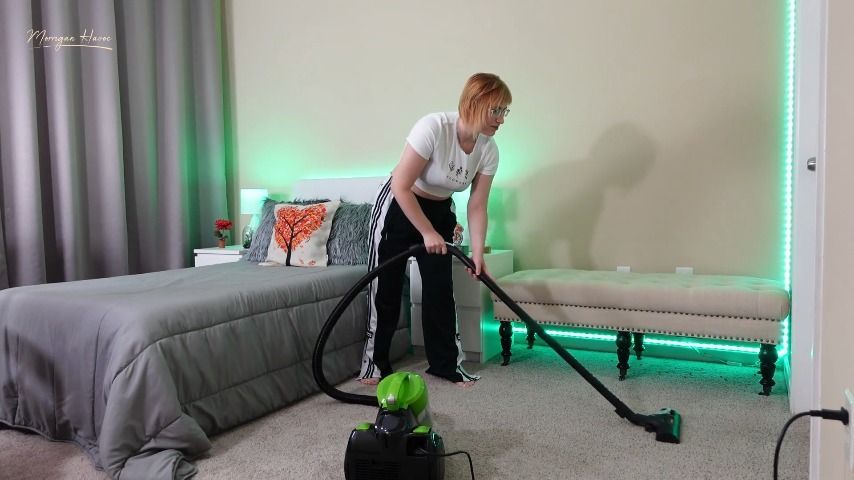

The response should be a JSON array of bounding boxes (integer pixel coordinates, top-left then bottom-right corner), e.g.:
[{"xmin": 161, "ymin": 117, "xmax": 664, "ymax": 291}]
[
  {"xmin": 409, "ymin": 249, "xmax": 514, "ymax": 363},
  {"xmin": 193, "ymin": 245, "xmax": 246, "ymax": 267}
]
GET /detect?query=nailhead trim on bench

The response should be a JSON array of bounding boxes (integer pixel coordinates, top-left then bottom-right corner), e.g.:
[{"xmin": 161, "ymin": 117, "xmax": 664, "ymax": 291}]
[
  {"xmin": 495, "ymin": 315, "xmax": 778, "ymax": 344},
  {"xmin": 493, "ymin": 299, "xmax": 783, "ymax": 322},
  {"xmin": 494, "ymin": 297, "xmax": 783, "ymax": 344}
]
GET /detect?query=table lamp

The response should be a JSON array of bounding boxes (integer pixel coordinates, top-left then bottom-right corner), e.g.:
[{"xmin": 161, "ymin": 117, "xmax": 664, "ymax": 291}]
[{"xmin": 240, "ymin": 188, "xmax": 269, "ymax": 248}]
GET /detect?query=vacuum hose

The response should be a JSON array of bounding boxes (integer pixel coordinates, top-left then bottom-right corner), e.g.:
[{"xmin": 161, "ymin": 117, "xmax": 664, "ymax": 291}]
[{"xmin": 312, "ymin": 244, "xmax": 682, "ymax": 443}]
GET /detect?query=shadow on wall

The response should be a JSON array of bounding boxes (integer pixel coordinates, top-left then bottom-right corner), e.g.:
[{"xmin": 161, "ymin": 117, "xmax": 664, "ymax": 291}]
[{"xmin": 489, "ymin": 123, "xmax": 656, "ymax": 270}]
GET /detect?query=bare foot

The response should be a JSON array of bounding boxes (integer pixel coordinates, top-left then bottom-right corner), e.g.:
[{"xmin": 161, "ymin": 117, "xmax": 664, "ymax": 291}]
[
  {"xmin": 455, "ymin": 380, "xmax": 477, "ymax": 388},
  {"xmin": 358, "ymin": 378, "xmax": 380, "ymax": 386}
]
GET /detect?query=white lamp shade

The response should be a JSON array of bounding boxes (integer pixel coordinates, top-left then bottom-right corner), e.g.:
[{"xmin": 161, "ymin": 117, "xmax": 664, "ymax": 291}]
[{"xmin": 240, "ymin": 188, "xmax": 269, "ymax": 215}]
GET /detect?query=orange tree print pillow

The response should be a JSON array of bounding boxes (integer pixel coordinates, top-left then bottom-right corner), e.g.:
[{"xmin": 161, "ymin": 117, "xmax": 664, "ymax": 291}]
[{"xmin": 265, "ymin": 200, "xmax": 341, "ymax": 266}]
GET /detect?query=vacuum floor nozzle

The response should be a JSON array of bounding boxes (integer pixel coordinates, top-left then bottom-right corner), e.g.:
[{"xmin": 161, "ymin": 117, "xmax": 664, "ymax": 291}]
[{"xmin": 632, "ymin": 408, "xmax": 682, "ymax": 444}]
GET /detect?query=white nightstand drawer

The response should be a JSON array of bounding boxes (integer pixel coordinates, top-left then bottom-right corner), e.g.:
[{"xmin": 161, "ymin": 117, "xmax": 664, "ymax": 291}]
[
  {"xmin": 409, "ymin": 307, "xmax": 481, "ymax": 359},
  {"xmin": 409, "ymin": 250, "xmax": 513, "ymax": 363},
  {"xmin": 193, "ymin": 245, "xmax": 245, "ymax": 267},
  {"xmin": 451, "ymin": 264, "xmax": 486, "ymax": 308},
  {"xmin": 409, "ymin": 251, "xmax": 512, "ymax": 307}
]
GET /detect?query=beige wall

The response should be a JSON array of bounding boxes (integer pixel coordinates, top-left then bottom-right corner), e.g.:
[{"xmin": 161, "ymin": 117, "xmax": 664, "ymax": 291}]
[
  {"xmin": 818, "ymin": 0, "xmax": 854, "ymax": 477},
  {"xmin": 225, "ymin": 1, "xmax": 786, "ymax": 279}
]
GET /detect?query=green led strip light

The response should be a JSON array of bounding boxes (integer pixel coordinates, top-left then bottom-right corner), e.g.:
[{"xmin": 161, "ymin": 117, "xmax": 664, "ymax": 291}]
[
  {"xmin": 512, "ymin": 327, "xmax": 761, "ymax": 354},
  {"xmin": 783, "ymin": 0, "xmax": 795, "ymax": 291},
  {"xmin": 779, "ymin": 0, "xmax": 796, "ymax": 358}
]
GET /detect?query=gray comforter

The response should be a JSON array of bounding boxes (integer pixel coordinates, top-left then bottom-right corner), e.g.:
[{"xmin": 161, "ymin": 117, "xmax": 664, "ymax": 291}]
[{"xmin": 0, "ymin": 261, "xmax": 409, "ymax": 479}]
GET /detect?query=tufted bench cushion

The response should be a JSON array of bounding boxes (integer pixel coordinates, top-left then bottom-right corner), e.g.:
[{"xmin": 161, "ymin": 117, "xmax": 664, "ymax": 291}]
[
  {"xmin": 492, "ymin": 269, "xmax": 790, "ymax": 343},
  {"xmin": 491, "ymin": 269, "xmax": 791, "ymax": 394}
]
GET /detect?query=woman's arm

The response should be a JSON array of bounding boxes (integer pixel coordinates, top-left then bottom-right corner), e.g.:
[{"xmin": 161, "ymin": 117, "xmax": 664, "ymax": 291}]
[
  {"xmin": 390, "ymin": 144, "xmax": 447, "ymax": 254},
  {"xmin": 466, "ymin": 172, "xmax": 494, "ymax": 276}
]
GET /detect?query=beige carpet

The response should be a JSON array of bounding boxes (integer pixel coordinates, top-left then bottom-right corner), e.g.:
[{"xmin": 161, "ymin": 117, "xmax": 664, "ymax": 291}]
[{"xmin": 0, "ymin": 346, "xmax": 809, "ymax": 480}]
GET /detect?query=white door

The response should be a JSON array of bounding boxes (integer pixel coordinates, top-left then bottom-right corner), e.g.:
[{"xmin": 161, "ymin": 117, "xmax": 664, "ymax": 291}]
[
  {"xmin": 790, "ymin": 0, "xmax": 823, "ymax": 415},
  {"xmin": 791, "ymin": 0, "xmax": 826, "ymax": 478}
]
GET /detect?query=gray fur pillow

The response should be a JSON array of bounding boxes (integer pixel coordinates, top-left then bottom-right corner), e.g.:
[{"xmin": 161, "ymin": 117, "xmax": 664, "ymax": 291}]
[
  {"xmin": 244, "ymin": 198, "xmax": 330, "ymax": 262},
  {"xmin": 327, "ymin": 202, "xmax": 372, "ymax": 265}
]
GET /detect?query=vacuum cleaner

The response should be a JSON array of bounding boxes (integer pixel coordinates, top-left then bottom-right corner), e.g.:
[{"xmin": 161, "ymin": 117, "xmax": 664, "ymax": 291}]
[
  {"xmin": 312, "ymin": 244, "xmax": 682, "ymax": 480},
  {"xmin": 343, "ymin": 371, "xmax": 446, "ymax": 480}
]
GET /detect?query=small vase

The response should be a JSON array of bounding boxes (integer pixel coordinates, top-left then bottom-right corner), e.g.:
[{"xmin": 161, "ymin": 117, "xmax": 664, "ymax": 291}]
[
  {"xmin": 242, "ymin": 223, "xmax": 254, "ymax": 248},
  {"xmin": 217, "ymin": 238, "xmax": 226, "ymax": 249}
]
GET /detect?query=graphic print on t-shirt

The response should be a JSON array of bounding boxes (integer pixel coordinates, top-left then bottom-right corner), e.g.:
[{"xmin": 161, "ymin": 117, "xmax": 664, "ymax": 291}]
[
  {"xmin": 446, "ymin": 157, "xmax": 474, "ymax": 188},
  {"xmin": 407, "ymin": 112, "xmax": 497, "ymax": 197}
]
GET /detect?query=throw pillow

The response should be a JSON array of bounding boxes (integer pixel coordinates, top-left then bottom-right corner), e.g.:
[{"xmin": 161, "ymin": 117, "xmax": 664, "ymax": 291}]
[
  {"xmin": 327, "ymin": 202, "xmax": 372, "ymax": 265},
  {"xmin": 245, "ymin": 197, "xmax": 329, "ymax": 262},
  {"xmin": 265, "ymin": 200, "xmax": 341, "ymax": 267}
]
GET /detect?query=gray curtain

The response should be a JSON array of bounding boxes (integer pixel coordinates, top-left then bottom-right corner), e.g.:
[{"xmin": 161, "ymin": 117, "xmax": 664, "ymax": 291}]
[
  {"xmin": 0, "ymin": 0, "xmax": 229, "ymax": 288},
  {"xmin": 0, "ymin": 219, "xmax": 7, "ymax": 289}
]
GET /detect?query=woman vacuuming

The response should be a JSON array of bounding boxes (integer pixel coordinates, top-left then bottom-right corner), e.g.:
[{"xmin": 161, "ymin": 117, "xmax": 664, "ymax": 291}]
[{"xmin": 358, "ymin": 73, "xmax": 512, "ymax": 387}]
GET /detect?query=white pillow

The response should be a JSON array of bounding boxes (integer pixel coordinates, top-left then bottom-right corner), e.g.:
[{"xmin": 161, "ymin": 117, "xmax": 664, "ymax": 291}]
[{"xmin": 265, "ymin": 200, "xmax": 341, "ymax": 267}]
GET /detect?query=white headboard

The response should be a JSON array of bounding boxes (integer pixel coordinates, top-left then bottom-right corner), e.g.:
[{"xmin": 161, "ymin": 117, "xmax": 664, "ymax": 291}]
[{"xmin": 292, "ymin": 176, "xmax": 387, "ymax": 204}]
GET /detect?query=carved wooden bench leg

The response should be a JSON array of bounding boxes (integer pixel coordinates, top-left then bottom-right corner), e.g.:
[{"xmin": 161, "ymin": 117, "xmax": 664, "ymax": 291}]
[
  {"xmin": 500, "ymin": 321, "xmax": 513, "ymax": 366},
  {"xmin": 526, "ymin": 323, "xmax": 535, "ymax": 349},
  {"xmin": 633, "ymin": 332, "xmax": 645, "ymax": 359},
  {"xmin": 758, "ymin": 343, "xmax": 778, "ymax": 396},
  {"xmin": 616, "ymin": 331, "xmax": 631, "ymax": 380}
]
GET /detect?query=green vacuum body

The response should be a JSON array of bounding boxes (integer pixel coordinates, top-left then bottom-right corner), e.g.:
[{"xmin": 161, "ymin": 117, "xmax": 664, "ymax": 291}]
[{"xmin": 344, "ymin": 372, "xmax": 445, "ymax": 480}]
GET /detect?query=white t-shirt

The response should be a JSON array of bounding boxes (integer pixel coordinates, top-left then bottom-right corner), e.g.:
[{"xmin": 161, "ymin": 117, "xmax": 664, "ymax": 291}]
[{"xmin": 405, "ymin": 112, "xmax": 499, "ymax": 198}]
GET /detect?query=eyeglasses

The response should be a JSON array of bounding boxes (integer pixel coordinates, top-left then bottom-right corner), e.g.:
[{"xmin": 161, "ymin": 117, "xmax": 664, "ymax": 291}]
[{"xmin": 488, "ymin": 107, "xmax": 510, "ymax": 119}]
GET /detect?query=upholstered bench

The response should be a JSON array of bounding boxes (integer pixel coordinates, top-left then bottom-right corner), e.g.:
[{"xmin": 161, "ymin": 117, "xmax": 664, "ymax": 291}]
[{"xmin": 491, "ymin": 269, "xmax": 791, "ymax": 395}]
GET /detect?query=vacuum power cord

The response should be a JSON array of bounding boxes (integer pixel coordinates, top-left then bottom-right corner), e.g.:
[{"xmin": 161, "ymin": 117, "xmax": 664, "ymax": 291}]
[
  {"xmin": 773, "ymin": 407, "xmax": 849, "ymax": 480},
  {"xmin": 416, "ymin": 450, "xmax": 475, "ymax": 480}
]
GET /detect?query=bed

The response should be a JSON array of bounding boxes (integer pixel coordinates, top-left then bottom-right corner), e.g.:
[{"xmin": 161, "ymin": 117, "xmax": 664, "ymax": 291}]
[{"xmin": 0, "ymin": 177, "xmax": 408, "ymax": 479}]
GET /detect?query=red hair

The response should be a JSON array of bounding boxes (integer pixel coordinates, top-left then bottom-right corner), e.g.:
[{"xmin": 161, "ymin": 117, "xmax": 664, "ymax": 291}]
[{"xmin": 458, "ymin": 73, "xmax": 512, "ymax": 130}]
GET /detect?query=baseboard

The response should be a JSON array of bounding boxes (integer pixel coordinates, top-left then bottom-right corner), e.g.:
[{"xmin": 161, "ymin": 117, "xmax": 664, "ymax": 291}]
[{"xmin": 782, "ymin": 354, "xmax": 793, "ymax": 410}]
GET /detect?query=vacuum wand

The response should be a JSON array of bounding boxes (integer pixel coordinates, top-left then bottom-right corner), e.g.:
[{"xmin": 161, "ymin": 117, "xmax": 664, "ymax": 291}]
[
  {"xmin": 448, "ymin": 245, "xmax": 681, "ymax": 443},
  {"xmin": 312, "ymin": 243, "xmax": 682, "ymax": 443},
  {"xmin": 454, "ymin": 249, "xmax": 635, "ymax": 417}
]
